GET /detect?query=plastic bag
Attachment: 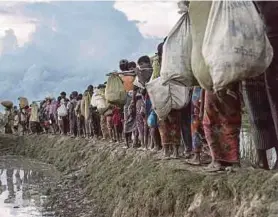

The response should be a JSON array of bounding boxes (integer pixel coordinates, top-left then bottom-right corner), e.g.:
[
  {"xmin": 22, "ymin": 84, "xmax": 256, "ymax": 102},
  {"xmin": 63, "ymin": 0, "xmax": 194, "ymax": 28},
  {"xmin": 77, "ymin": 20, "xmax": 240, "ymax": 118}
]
[
  {"xmin": 146, "ymin": 78, "xmax": 191, "ymax": 120},
  {"xmin": 1, "ymin": 101, "xmax": 13, "ymax": 109},
  {"xmin": 105, "ymin": 74, "xmax": 126, "ymax": 105},
  {"xmin": 189, "ymin": 1, "xmax": 213, "ymax": 90},
  {"xmin": 203, "ymin": 1, "xmax": 273, "ymax": 91},
  {"xmin": 147, "ymin": 110, "xmax": 158, "ymax": 128},
  {"xmin": 160, "ymin": 13, "xmax": 197, "ymax": 87},
  {"xmin": 57, "ymin": 104, "xmax": 68, "ymax": 117}
]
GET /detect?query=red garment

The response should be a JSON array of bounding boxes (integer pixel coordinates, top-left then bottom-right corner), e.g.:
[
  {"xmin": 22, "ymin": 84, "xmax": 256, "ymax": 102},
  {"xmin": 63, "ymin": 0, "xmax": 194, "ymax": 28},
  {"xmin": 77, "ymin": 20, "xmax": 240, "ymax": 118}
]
[
  {"xmin": 203, "ymin": 89, "xmax": 241, "ymax": 163},
  {"xmin": 112, "ymin": 107, "xmax": 122, "ymax": 126}
]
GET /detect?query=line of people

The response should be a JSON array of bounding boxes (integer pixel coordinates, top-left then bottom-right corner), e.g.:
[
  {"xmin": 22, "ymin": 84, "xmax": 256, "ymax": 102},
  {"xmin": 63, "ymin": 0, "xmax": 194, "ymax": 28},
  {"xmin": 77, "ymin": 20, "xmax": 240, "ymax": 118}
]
[{"xmin": 2, "ymin": 1, "xmax": 278, "ymax": 172}]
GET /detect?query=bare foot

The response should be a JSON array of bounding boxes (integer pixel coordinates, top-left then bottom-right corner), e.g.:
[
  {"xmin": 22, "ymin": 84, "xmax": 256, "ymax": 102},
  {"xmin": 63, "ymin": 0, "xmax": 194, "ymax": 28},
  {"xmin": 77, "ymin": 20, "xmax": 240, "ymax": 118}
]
[
  {"xmin": 186, "ymin": 154, "xmax": 201, "ymax": 166},
  {"xmin": 204, "ymin": 161, "xmax": 224, "ymax": 172},
  {"xmin": 184, "ymin": 152, "xmax": 192, "ymax": 159}
]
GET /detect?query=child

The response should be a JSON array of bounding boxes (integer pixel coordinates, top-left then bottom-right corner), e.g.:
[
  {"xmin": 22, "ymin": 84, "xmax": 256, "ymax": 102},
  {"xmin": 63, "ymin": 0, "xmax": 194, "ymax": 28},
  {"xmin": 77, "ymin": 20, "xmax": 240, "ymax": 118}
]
[
  {"xmin": 105, "ymin": 107, "xmax": 114, "ymax": 142},
  {"xmin": 112, "ymin": 105, "xmax": 122, "ymax": 143}
]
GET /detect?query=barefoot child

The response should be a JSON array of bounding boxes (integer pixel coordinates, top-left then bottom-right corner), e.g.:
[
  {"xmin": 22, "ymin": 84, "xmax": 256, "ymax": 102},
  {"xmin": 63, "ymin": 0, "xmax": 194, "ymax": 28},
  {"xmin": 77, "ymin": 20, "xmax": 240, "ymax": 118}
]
[{"xmin": 112, "ymin": 105, "xmax": 122, "ymax": 143}]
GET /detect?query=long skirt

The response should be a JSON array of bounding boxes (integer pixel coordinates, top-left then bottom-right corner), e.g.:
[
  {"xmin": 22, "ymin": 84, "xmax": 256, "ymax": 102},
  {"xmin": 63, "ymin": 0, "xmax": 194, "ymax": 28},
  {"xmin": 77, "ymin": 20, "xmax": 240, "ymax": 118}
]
[
  {"xmin": 159, "ymin": 110, "xmax": 181, "ymax": 147},
  {"xmin": 191, "ymin": 87, "xmax": 206, "ymax": 153},
  {"xmin": 242, "ymin": 75, "xmax": 278, "ymax": 150},
  {"xmin": 203, "ymin": 87, "xmax": 241, "ymax": 163}
]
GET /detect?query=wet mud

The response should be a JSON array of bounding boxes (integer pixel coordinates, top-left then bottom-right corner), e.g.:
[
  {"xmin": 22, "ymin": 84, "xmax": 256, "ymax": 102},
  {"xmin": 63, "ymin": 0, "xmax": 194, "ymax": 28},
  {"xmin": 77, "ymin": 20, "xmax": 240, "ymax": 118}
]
[
  {"xmin": 0, "ymin": 134, "xmax": 278, "ymax": 217},
  {"xmin": 0, "ymin": 156, "xmax": 59, "ymax": 217}
]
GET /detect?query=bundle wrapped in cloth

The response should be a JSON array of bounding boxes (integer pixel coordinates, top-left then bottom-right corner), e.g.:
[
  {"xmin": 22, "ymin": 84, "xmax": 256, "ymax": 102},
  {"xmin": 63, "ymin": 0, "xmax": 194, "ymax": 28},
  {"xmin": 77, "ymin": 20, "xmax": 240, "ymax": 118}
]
[
  {"xmin": 190, "ymin": 1, "xmax": 273, "ymax": 91},
  {"xmin": 160, "ymin": 11, "xmax": 197, "ymax": 87},
  {"xmin": 105, "ymin": 74, "xmax": 126, "ymax": 105},
  {"xmin": 1, "ymin": 100, "xmax": 13, "ymax": 109},
  {"xmin": 91, "ymin": 89, "xmax": 108, "ymax": 114},
  {"xmin": 189, "ymin": 1, "xmax": 213, "ymax": 90},
  {"xmin": 202, "ymin": 1, "xmax": 273, "ymax": 91},
  {"xmin": 146, "ymin": 78, "xmax": 191, "ymax": 120}
]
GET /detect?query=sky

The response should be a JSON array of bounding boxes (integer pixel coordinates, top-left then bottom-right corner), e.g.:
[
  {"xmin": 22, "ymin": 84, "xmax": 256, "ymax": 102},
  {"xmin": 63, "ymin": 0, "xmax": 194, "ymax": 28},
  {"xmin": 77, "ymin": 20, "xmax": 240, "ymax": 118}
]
[{"xmin": 0, "ymin": 1, "xmax": 180, "ymax": 107}]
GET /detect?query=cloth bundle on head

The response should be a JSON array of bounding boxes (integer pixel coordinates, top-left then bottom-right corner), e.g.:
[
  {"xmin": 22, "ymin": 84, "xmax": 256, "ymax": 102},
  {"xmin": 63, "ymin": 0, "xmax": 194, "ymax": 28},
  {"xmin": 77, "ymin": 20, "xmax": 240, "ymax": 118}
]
[{"xmin": 1, "ymin": 101, "xmax": 13, "ymax": 109}]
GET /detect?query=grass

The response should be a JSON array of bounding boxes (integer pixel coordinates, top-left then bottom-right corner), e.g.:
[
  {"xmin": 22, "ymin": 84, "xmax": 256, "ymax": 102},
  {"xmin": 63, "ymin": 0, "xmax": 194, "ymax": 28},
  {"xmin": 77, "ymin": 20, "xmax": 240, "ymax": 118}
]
[{"xmin": 0, "ymin": 134, "xmax": 278, "ymax": 217}]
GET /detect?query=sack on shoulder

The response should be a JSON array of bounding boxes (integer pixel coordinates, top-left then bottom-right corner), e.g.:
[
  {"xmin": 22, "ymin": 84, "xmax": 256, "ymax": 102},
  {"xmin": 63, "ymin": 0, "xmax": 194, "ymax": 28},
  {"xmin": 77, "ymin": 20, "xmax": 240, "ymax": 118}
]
[{"xmin": 202, "ymin": 1, "xmax": 273, "ymax": 91}]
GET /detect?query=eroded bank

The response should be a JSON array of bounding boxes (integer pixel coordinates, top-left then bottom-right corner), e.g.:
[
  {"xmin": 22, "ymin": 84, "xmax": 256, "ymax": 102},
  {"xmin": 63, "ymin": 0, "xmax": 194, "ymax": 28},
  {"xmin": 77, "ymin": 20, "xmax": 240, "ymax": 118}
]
[{"xmin": 0, "ymin": 134, "xmax": 278, "ymax": 217}]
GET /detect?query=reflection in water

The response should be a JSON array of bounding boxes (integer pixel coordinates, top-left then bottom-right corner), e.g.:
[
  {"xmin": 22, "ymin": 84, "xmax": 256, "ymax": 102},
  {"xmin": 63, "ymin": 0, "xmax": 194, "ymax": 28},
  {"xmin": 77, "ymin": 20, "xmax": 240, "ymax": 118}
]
[{"xmin": 0, "ymin": 157, "xmax": 58, "ymax": 217}]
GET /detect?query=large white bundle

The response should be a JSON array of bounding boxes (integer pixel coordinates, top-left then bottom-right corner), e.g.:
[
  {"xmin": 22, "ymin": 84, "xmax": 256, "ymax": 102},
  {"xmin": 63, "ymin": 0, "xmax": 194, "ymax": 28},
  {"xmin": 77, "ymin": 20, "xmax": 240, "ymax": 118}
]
[
  {"xmin": 146, "ymin": 78, "xmax": 190, "ymax": 120},
  {"xmin": 160, "ymin": 13, "xmax": 196, "ymax": 87},
  {"xmin": 189, "ymin": 1, "xmax": 213, "ymax": 90},
  {"xmin": 203, "ymin": 1, "xmax": 273, "ymax": 91},
  {"xmin": 57, "ymin": 104, "xmax": 68, "ymax": 117},
  {"xmin": 91, "ymin": 90, "xmax": 108, "ymax": 114}
]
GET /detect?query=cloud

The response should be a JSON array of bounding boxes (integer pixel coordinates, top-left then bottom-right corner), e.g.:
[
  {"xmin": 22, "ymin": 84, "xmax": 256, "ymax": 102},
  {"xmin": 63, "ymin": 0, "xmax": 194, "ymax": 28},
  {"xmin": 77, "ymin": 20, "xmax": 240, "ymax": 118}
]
[
  {"xmin": 0, "ymin": 1, "xmax": 161, "ymax": 107},
  {"xmin": 0, "ymin": 29, "xmax": 18, "ymax": 54},
  {"xmin": 114, "ymin": 1, "xmax": 180, "ymax": 38}
]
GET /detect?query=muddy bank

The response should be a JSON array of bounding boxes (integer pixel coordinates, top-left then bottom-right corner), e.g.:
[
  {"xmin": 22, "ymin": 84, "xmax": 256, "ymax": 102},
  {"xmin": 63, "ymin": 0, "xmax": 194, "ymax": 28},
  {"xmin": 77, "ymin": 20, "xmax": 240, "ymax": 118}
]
[
  {"xmin": 0, "ymin": 156, "xmax": 59, "ymax": 217},
  {"xmin": 0, "ymin": 134, "xmax": 278, "ymax": 217}
]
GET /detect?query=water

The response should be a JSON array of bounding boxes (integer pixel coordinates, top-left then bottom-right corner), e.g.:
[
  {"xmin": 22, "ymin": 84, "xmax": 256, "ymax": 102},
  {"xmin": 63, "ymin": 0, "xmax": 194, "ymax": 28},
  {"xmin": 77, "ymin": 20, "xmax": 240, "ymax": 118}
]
[{"xmin": 0, "ymin": 156, "xmax": 60, "ymax": 217}]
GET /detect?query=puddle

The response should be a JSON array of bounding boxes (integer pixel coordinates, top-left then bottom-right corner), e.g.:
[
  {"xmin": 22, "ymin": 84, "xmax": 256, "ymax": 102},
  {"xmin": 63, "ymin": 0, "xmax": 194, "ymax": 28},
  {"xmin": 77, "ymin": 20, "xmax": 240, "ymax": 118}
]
[{"xmin": 0, "ymin": 156, "xmax": 60, "ymax": 217}]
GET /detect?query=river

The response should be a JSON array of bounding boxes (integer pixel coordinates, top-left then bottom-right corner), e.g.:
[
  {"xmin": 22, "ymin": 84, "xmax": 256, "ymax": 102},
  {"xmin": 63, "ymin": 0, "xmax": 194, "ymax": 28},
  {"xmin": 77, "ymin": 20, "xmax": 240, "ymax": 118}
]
[{"xmin": 0, "ymin": 156, "xmax": 60, "ymax": 217}]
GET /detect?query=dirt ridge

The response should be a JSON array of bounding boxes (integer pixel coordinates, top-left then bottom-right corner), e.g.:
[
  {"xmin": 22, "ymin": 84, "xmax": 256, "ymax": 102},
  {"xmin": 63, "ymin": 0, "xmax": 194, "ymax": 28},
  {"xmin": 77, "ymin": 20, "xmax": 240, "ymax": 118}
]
[{"xmin": 0, "ymin": 134, "xmax": 278, "ymax": 217}]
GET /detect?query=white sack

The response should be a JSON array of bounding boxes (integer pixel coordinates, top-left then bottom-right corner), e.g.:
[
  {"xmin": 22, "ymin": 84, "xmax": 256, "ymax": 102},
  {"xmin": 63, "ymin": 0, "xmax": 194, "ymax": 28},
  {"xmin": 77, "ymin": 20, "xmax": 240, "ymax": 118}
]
[
  {"xmin": 189, "ymin": 1, "xmax": 213, "ymax": 90},
  {"xmin": 146, "ymin": 78, "xmax": 191, "ymax": 120},
  {"xmin": 91, "ymin": 90, "xmax": 108, "ymax": 114},
  {"xmin": 203, "ymin": 1, "xmax": 273, "ymax": 91},
  {"xmin": 160, "ymin": 13, "xmax": 196, "ymax": 87},
  {"xmin": 57, "ymin": 104, "xmax": 68, "ymax": 117}
]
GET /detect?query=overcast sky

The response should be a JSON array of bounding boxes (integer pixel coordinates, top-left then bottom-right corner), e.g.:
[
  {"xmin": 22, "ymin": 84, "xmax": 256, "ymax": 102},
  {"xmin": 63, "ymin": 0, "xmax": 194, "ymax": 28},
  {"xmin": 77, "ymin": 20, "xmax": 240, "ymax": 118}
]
[{"xmin": 0, "ymin": 1, "xmax": 180, "ymax": 107}]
